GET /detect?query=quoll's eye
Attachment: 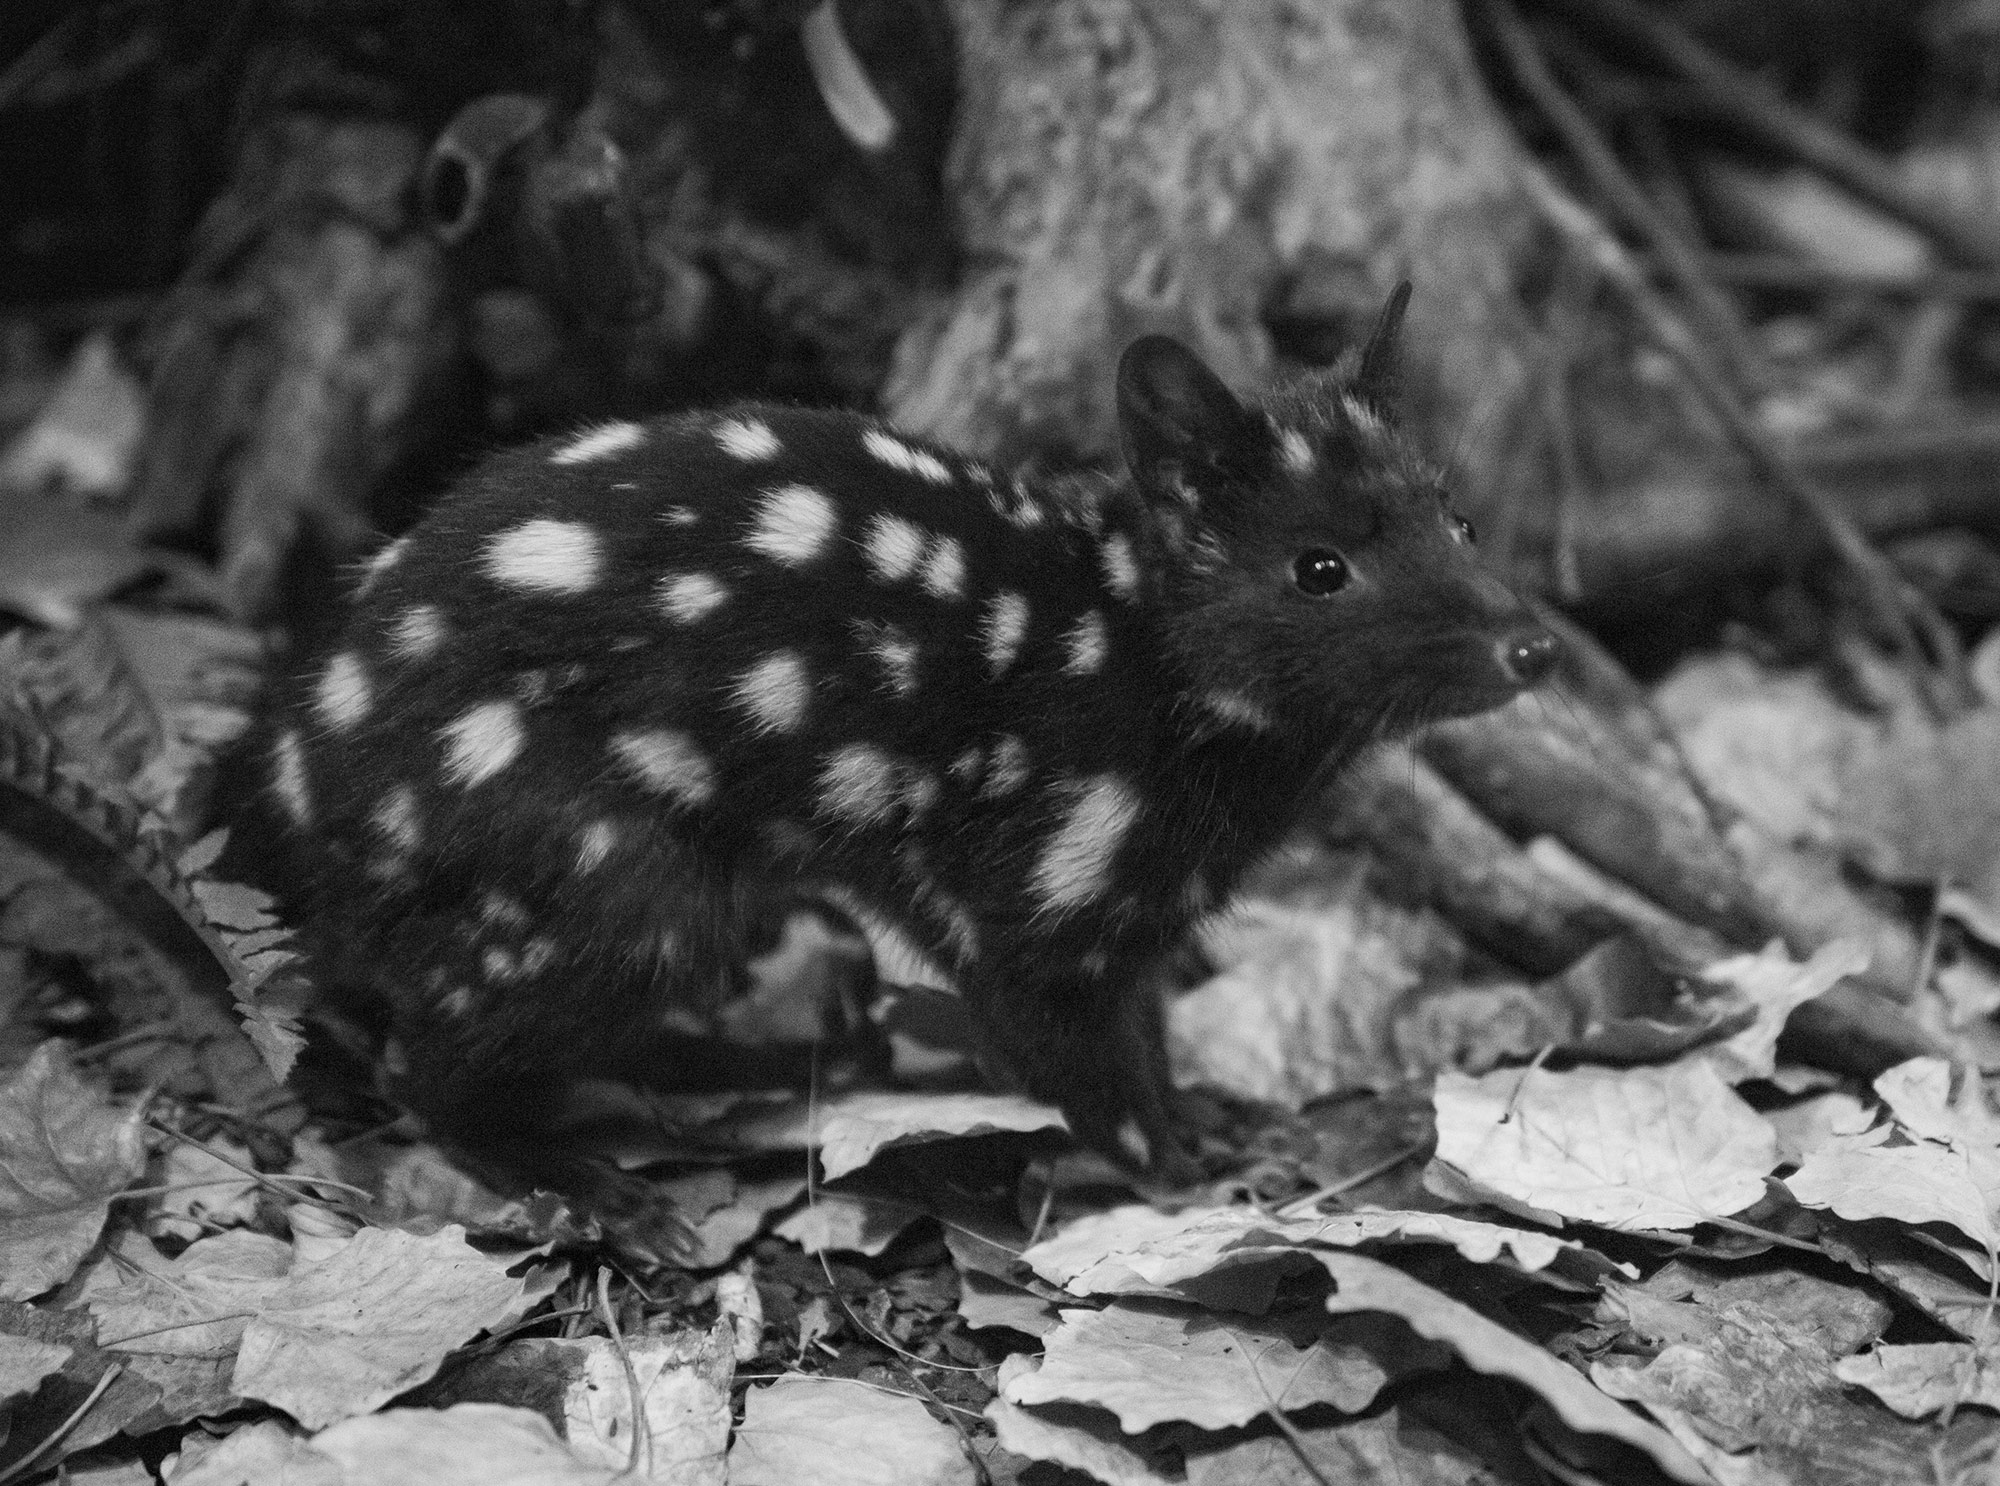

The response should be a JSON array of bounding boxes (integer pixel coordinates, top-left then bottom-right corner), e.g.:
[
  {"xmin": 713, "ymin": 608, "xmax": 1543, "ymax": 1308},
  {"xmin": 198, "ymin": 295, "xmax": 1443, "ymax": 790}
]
[
  {"xmin": 1291, "ymin": 549, "xmax": 1350, "ymax": 597},
  {"xmin": 1450, "ymin": 513, "xmax": 1476, "ymax": 545}
]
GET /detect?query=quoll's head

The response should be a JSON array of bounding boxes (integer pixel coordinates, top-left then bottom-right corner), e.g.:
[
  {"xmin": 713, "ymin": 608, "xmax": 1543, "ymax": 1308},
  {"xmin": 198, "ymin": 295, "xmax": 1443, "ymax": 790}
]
[{"xmin": 1115, "ymin": 283, "xmax": 1558, "ymax": 746}]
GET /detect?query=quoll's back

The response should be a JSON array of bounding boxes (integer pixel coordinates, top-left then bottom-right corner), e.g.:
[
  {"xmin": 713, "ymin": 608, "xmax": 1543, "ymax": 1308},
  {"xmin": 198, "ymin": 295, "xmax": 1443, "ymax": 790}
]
[{"xmin": 240, "ymin": 285, "xmax": 1556, "ymax": 1253}]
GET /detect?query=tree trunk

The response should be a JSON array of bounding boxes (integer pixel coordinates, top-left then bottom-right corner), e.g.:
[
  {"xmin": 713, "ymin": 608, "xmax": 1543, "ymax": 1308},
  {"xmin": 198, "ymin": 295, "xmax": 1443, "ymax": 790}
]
[{"xmin": 885, "ymin": 0, "xmax": 1544, "ymax": 507}]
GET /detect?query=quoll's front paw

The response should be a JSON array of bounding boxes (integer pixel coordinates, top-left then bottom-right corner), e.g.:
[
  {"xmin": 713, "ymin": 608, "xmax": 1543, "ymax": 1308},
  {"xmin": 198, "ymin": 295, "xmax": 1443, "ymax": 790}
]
[
  {"xmin": 556, "ymin": 1161, "xmax": 695, "ymax": 1268},
  {"xmin": 982, "ymin": 974, "xmax": 1200, "ymax": 1187}
]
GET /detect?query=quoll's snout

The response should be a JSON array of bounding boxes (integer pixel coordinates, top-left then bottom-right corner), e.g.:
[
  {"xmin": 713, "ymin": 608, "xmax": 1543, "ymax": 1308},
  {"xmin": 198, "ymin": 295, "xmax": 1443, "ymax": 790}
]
[{"xmin": 1497, "ymin": 625, "xmax": 1560, "ymax": 689}]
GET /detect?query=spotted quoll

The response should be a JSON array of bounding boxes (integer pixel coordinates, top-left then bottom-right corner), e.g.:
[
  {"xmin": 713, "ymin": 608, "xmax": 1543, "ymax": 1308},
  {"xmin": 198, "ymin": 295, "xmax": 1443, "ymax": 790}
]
[{"xmin": 234, "ymin": 284, "xmax": 1556, "ymax": 1251}]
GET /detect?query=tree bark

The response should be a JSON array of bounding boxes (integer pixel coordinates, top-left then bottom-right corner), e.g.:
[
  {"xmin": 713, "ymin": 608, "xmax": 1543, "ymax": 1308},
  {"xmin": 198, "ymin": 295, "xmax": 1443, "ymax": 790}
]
[{"xmin": 884, "ymin": 0, "xmax": 1544, "ymax": 502}]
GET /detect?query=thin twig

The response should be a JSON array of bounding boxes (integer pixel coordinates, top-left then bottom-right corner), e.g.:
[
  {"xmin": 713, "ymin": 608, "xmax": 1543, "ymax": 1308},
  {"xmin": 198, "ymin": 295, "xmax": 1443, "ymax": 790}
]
[
  {"xmin": 1488, "ymin": 0, "xmax": 1769, "ymax": 392},
  {"xmin": 0, "ymin": 1364, "xmax": 122, "ymax": 1485},
  {"xmin": 146, "ymin": 1118, "xmax": 372, "ymax": 1211},
  {"xmin": 594, "ymin": 1266, "xmax": 651, "ymax": 1477},
  {"xmin": 1698, "ymin": 255, "xmax": 2000, "ymax": 300},
  {"xmin": 1545, "ymin": 0, "xmax": 2000, "ymax": 268}
]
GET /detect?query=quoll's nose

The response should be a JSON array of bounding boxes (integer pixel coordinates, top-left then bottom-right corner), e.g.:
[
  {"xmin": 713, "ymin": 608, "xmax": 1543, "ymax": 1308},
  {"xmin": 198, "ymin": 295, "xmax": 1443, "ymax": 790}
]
[{"xmin": 1497, "ymin": 626, "xmax": 1560, "ymax": 688}]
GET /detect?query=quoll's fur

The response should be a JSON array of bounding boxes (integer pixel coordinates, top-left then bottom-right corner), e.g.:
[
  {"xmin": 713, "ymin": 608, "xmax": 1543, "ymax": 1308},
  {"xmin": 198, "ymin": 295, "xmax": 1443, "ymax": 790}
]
[{"xmin": 238, "ymin": 286, "xmax": 1555, "ymax": 1248}]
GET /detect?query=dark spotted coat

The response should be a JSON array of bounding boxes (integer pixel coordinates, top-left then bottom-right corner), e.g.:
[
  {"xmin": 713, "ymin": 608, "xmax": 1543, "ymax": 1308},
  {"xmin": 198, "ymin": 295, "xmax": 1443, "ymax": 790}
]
[{"xmin": 235, "ymin": 288, "xmax": 1555, "ymax": 1249}]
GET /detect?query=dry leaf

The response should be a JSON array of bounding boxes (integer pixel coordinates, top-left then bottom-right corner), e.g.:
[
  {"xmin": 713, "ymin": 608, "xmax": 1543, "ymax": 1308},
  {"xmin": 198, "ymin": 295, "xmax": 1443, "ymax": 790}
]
[
  {"xmin": 1002, "ymin": 1300, "xmax": 1434, "ymax": 1431},
  {"xmin": 1428, "ymin": 1058, "xmax": 1779, "ymax": 1231},
  {"xmin": 728, "ymin": 1373, "xmax": 974, "ymax": 1486},
  {"xmin": 1316, "ymin": 1252, "xmax": 1707, "ymax": 1484},
  {"xmin": 1659, "ymin": 651, "xmax": 2000, "ymax": 900},
  {"xmin": 166, "ymin": 1418, "xmax": 343, "ymax": 1486},
  {"xmin": 150, "ymin": 1133, "xmax": 263, "ymax": 1241},
  {"xmin": 660, "ymin": 1171, "xmax": 806, "ymax": 1268},
  {"xmin": 1171, "ymin": 853, "xmax": 1448, "ymax": 1106},
  {"xmin": 1023, "ymin": 1203, "xmax": 1578, "ymax": 1302},
  {"xmin": 0, "ymin": 1042, "xmax": 145, "ymax": 1301},
  {"xmin": 231, "ymin": 1225, "xmax": 561, "ymax": 1428},
  {"xmin": 985, "ymin": 1354, "xmax": 1176, "ymax": 1486},
  {"xmin": 310, "ymin": 1402, "xmax": 623, "ymax": 1484},
  {"xmin": 557, "ymin": 1323, "xmax": 733, "ymax": 1485},
  {"xmin": 82, "ymin": 1227, "xmax": 291, "ymax": 1355},
  {"xmin": 812, "ymin": 1091, "xmax": 1065, "ymax": 1181},
  {"xmin": 772, "ymin": 1189, "xmax": 924, "ymax": 1256},
  {"xmin": 0, "ymin": 1332, "xmax": 71, "ymax": 1402},
  {"xmin": 1836, "ymin": 1341, "xmax": 2000, "ymax": 1419},
  {"xmin": 1693, "ymin": 939, "xmax": 1868, "ymax": 1084},
  {"xmin": 1183, "ymin": 1404, "xmax": 1496, "ymax": 1486}
]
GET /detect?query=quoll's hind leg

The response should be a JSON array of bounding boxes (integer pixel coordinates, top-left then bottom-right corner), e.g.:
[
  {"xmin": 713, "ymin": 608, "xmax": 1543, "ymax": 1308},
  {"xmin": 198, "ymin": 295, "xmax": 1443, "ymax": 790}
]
[
  {"xmin": 361, "ymin": 862, "xmax": 757, "ymax": 1261},
  {"xmin": 387, "ymin": 1035, "xmax": 694, "ymax": 1262},
  {"xmin": 968, "ymin": 963, "xmax": 1197, "ymax": 1182}
]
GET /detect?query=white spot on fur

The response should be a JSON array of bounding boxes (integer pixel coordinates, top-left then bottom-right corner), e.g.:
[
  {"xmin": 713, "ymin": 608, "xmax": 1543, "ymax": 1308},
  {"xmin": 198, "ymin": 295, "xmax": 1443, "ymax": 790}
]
[
  {"xmin": 733, "ymin": 650, "xmax": 812, "ymax": 734},
  {"xmin": 485, "ymin": 519, "xmax": 601, "ymax": 593},
  {"xmin": 1116, "ymin": 1118, "xmax": 1152, "ymax": 1166},
  {"xmin": 612, "ymin": 728, "xmax": 716, "ymax": 806},
  {"xmin": 1181, "ymin": 872, "xmax": 1213, "ymax": 914},
  {"xmin": 1201, "ymin": 690, "xmax": 1275, "ymax": 731},
  {"xmin": 1277, "ymin": 424, "xmax": 1314, "ymax": 475},
  {"xmin": 863, "ymin": 514, "xmax": 926, "ymax": 583},
  {"xmin": 982, "ymin": 591, "xmax": 1030, "ymax": 677},
  {"xmin": 1100, "ymin": 533, "xmax": 1139, "ymax": 600},
  {"xmin": 1002, "ymin": 478, "xmax": 1046, "ymax": 529},
  {"xmin": 1340, "ymin": 393, "xmax": 1386, "ymax": 441},
  {"xmin": 982, "ymin": 735, "xmax": 1030, "ymax": 798},
  {"xmin": 948, "ymin": 746, "xmax": 982, "ymax": 785},
  {"xmin": 550, "ymin": 420, "xmax": 645, "ymax": 465},
  {"xmin": 658, "ymin": 571, "xmax": 729, "ymax": 623},
  {"xmin": 863, "ymin": 623, "xmax": 920, "ymax": 696},
  {"xmin": 716, "ymin": 415, "xmax": 780, "ymax": 461},
  {"xmin": 480, "ymin": 891, "xmax": 529, "ymax": 928},
  {"xmin": 355, "ymin": 536, "xmax": 408, "ymax": 597},
  {"xmin": 1062, "ymin": 611, "xmax": 1107, "ymax": 676},
  {"xmin": 370, "ymin": 785, "xmax": 420, "ymax": 853},
  {"xmin": 271, "ymin": 730, "xmax": 310, "ymax": 826},
  {"xmin": 388, "ymin": 604, "xmax": 445, "ymax": 660},
  {"xmin": 817, "ymin": 744, "xmax": 898, "ymax": 825},
  {"xmin": 576, "ymin": 820, "xmax": 618, "ymax": 873},
  {"xmin": 745, "ymin": 484, "xmax": 836, "ymax": 566},
  {"xmin": 862, "ymin": 427, "xmax": 953, "ymax": 485},
  {"xmin": 816, "ymin": 745, "xmax": 939, "ymax": 826},
  {"xmin": 440, "ymin": 701, "xmax": 524, "ymax": 786},
  {"xmin": 903, "ymin": 768, "xmax": 940, "ymax": 816},
  {"xmin": 921, "ymin": 536, "xmax": 965, "ymax": 600},
  {"xmin": 522, "ymin": 936, "xmax": 558, "ymax": 976},
  {"xmin": 942, "ymin": 905, "xmax": 980, "ymax": 964},
  {"xmin": 440, "ymin": 986, "xmax": 476, "ymax": 1018},
  {"xmin": 662, "ymin": 506, "xmax": 699, "ymax": 526},
  {"xmin": 314, "ymin": 652, "xmax": 370, "ymax": 732},
  {"xmin": 516, "ymin": 669, "xmax": 553, "ymax": 707},
  {"xmin": 1032, "ymin": 774, "xmax": 1142, "ymax": 915},
  {"xmin": 482, "ymin": 946, "xmax": 519, "ymax": 982}
]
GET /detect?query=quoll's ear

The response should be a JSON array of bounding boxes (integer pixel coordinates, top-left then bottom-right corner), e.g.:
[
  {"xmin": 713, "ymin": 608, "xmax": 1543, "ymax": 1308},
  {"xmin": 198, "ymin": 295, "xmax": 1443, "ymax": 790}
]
[
  {"xmin": 1116, "ymin": 336, "xmax": 1259, "ymax": 494},
  {"xmin": 1352, "ymin": 280, "xmax": 1412, "ymax": 417}
]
